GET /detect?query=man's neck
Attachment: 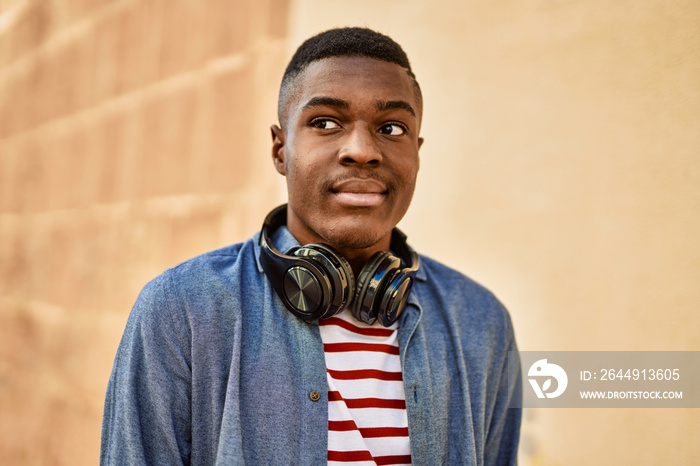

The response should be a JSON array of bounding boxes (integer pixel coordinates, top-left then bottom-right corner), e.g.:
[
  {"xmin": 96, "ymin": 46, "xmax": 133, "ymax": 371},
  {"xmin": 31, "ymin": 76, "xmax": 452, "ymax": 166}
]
[{"xmin": 285, "ymin": 217, "xmax": 392, "ymax": 276}]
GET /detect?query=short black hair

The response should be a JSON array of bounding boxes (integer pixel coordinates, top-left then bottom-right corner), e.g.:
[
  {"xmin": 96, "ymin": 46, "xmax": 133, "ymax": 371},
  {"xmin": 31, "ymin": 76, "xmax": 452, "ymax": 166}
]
[
  {"xmin": 283, "ymin": 27, "xmax": 416, "ymax": 81},
  {"xmin": 278, "ymin": 27, "xmax": 422, "ymax": 126}
]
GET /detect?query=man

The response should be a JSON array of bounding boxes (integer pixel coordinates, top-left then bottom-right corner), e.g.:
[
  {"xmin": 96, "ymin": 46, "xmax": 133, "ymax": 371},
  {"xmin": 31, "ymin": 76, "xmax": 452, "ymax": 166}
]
[{"xmin": 101, "ymin": 27, "xmax": 521, "ymax": 465}]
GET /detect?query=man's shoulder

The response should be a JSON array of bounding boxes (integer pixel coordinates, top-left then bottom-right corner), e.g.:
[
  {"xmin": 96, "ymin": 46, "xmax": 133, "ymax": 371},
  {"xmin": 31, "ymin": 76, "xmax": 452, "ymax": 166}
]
[
  {"xmin": 416, "ymin": 254, "xmax": 512, "ymax": 331},
  {"xmin": 167, "ymin": 234, "xmax": 258, "ymax": 277},
  {"xmin": 417, "ymin": 254, "xmax": 498, "ymax": 301},
  {"xmin": 140, "ymin": 234, "xmax": 261, "ymax": 299}
]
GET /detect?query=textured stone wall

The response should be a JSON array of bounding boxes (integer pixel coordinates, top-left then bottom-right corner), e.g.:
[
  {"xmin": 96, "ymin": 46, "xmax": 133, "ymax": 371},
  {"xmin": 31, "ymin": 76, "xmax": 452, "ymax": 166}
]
[
  {"xmin": 0, "ymin": 0, "xmax": 289, "ymax": 463},
  {"xmin": 1, "ymin": 0, "xmax": 699, "ymax": 465}
]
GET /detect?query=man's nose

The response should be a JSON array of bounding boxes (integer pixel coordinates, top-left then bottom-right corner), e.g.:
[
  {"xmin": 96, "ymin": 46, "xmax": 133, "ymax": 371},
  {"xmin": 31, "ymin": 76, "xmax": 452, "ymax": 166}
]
[{"xmin": 337, "ymin": 126, "xmax": 382, "ymax": 166}]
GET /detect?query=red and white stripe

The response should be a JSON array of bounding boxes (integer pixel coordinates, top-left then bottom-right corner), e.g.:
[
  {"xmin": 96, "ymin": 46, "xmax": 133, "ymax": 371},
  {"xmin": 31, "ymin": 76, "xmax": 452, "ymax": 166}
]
[{"xmin": 319, "ymin": 310, "xmax": 411, "ymax": 465}]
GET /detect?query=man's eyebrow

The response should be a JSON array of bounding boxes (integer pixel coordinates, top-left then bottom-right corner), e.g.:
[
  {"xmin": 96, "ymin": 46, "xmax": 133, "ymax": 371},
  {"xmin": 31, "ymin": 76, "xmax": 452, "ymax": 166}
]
[
  {"xmin": 301, "ymin": 96, "xmax": 350, "ymax": 111},
  {"xmin": 377, "ymin": 100, "xmax": 416, "ymax": 117}
]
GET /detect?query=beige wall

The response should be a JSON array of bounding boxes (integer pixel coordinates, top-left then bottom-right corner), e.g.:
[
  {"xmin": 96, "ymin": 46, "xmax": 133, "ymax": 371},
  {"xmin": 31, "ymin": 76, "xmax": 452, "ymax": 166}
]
[
  {"xmin": 1, "ymin": 0, "xmax": 698, "ymax": 464},
  {"xmin": 0, "ymin": 0, "xmax": 290, "ymax": 463}
]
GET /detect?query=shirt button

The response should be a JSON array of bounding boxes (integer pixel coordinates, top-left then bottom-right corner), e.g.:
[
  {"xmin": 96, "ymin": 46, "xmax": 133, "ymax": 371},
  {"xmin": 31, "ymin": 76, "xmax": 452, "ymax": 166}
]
[{"xmin": 309, "ymin": 390, "xmax": 321, "ymax": 402}]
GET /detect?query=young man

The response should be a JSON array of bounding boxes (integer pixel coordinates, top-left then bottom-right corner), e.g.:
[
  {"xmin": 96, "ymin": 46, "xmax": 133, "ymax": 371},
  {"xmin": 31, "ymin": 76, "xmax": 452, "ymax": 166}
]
[{"xmin": 101, "ymin": 27, "xmax": 521, "ymax": 465}]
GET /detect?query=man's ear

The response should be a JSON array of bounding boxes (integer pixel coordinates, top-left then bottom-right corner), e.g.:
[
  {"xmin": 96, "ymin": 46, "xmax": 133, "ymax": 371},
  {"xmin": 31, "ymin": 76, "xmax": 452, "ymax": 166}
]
[
  {"xmin": 270, "ymin": 124, "xmax": 286, "ymax": 175},
  {"xmin": 417, "ymin": 137, "xmax": 424, "ymax": 171}
]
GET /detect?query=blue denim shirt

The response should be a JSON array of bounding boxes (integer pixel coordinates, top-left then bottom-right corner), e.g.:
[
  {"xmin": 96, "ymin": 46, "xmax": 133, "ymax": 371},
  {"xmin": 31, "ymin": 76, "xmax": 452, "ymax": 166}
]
[{"xmin": 101, "ymin": 227, "xmax": 521, "ymax": 465}]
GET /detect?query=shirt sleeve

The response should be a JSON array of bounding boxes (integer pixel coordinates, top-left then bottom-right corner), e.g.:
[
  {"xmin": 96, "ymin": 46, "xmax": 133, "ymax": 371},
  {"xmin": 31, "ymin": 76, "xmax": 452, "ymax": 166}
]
[
  {"xmin": 100, "ymin": 272, "xmax": 192, "ymax": 465},
  {"xmin": 483, "ymin": 317, "xmax": 523, "ymax": 466}
]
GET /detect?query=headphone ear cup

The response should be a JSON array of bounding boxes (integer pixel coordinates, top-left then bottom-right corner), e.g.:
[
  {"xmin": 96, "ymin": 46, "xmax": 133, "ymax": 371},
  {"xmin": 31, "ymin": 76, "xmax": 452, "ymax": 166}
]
[
  {"xmin": 294, "ymin": 243, "xmax": 355, "ymax": 319},
  {"xmin": 352, "ymin": 252, "xmax": 401, "ymax": 325},
  {"xmin": 376, "ymin": 272, "xmax": 414, "ymax": 327}
]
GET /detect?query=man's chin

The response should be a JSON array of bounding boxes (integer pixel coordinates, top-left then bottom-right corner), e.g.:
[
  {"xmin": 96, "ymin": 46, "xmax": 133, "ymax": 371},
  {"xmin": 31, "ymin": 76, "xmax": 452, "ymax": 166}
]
[{"xmin": 319, "ymin": 224, "xmax": 387, "ymax": 251}]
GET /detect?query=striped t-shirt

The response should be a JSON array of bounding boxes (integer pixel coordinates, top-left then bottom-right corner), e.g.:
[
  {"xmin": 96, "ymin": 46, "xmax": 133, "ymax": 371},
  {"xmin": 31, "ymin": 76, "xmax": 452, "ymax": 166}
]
[{"xmin": 319, "ymin": 310, "xmax": 411, "ymax": 465}]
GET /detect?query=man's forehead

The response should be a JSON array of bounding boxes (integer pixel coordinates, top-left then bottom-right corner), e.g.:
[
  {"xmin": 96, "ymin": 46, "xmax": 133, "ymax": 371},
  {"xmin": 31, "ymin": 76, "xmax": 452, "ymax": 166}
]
[
  {"xmin": 293, "ymin": 56, "xmax": 420, "ymax": 107},
  {"xmin": 299, "ymin": 56, "xmax": 414, "ymax": 86},
  {"xmin": 278, "ymin": 55, "xmax": 423, "ymax": 128},
  {"xmin": 301, "ymin": 96, "xmax": 417, "ymax": 118}
]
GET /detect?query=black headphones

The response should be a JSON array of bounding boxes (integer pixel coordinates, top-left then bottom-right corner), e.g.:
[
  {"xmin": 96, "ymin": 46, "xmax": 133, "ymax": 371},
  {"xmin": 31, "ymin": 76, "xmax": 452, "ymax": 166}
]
[{"xmin": 259, "ymin": 204, "xmax": 420, "ymax": 327}]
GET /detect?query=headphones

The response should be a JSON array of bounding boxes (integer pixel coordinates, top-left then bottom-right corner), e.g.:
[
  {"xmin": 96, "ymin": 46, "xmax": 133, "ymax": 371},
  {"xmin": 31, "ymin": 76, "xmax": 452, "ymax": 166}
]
[{"xmin": 259, "ymin": 204, "xmax": 420, "ymax": 327}]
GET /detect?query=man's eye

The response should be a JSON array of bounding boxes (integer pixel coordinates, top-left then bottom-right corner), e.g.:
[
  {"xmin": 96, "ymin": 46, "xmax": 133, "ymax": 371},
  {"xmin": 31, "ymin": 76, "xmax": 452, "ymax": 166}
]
[
  {"xmin": 379, "ymin": 123, "xmax": 406, "ymax": 136},
  {"xmin": 312, "ymin": 119, "xmax": 340, "ymax": 130}
]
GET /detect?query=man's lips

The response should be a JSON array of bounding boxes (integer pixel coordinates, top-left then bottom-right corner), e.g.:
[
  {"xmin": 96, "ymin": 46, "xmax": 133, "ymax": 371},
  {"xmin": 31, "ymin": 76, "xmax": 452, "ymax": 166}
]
[
  {"xmin": 331, "ymin": 178, "xmax": 387, "ymax": 194},
  {"xmin": 330, "ymin": 178, "xmax": 387, "ymax": 207}
]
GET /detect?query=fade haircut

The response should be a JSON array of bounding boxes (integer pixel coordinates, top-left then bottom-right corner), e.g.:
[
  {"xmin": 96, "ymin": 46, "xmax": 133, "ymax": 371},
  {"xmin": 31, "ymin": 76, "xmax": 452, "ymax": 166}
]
[{"xmin": 277, "ymin": 27, "xmax": 422, "ymax": 127}]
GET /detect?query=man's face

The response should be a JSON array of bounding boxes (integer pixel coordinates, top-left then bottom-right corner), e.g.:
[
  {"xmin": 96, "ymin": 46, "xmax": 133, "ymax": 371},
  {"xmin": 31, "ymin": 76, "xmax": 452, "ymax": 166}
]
[{"xmin": 271, "ymin": 56, "xmax": 423, "ymax": 254}]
